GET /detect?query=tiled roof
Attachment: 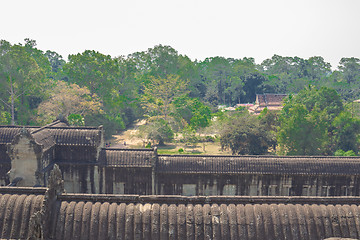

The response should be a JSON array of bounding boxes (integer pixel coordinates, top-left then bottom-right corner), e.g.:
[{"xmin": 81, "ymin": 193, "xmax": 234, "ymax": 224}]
[
  {"xmin": 99, "ymin": 148, "xmax": 154, "ymax": 167},
  {"xmin": 0, "ymin": 188, "xmax": 46, "ymax": 239},
  {"xmin": 2, "ymin": 186, "xmax": 360, "ymax": 240},
  {"xmin": 52, "ymin": 128, "xmax": 102, "ymax": 147},
  {"xmin": 249, "ymin": 94, "xmax": 287, "ymax": 114},
  {"xmin": 157, "ymin": 155, "xmax": 360, "ymax": 175},
  {"xmin": 31, "ymin": 128, "xmax": 56, "ymax": 151},
  {"xmin": 0, "ymin": 122, "xmax": 102, "ymax": 148},
  {"xmin": 51, "ymin": 194, "xmax": 360, "ymax": 240},
  {"xmin": 0, "ymin": 127, "xmax": 33, "ymax": 144},
  {"xmin": 257, "ymin": 94, "xmax": 287, "ymax": 106}
]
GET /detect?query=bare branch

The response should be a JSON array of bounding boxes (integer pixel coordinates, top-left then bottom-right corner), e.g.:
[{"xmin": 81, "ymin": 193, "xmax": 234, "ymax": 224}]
[{"xmin": 0, "ymin": 98, "xmax": 10, "ymax": 108}]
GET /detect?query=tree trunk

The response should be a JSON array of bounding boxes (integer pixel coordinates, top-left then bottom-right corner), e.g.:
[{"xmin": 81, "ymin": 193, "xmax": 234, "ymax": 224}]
[{"xmin": 10, "ymin": 76, "xmax": 15, "ymax": 125}]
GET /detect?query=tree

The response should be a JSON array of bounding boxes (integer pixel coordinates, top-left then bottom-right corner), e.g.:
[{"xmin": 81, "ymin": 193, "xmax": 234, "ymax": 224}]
[
  {"xmin": 63, "ymin": 50, "xmax": 119, "ymax": 98},
  {"xmin": 339, "ymin": 57, "xmax": 360, "ymax": 85},
  {"xmin": 44, "ymin": 50, "xmax": 66, "ymax": 80},
  {"xmin": 63, "ymin": 50, "xmax": 133, "ymax": 133},
  {"xmin": 0, "ymin": 106, "xmax": 10, "ymax": 124},
  {"xmin": 67, "ymin": 114, "xmax": 85, "ymax": 126},
  {"xmin": 260, "ymin": 55, "xmax": 332, "ymax": 94},
  {"xmin": 277, "ymin": 86, "xmax": 355, "ymax": 155},
  {"xmin": 200, "ymin": 57, "xmax": 233, "ymax": 106},
  {"xmin": 0, "ymin": 40, "xmax": 45, "ymax": 125},
  {"xmin": 171, "ymin": 96, "xmax": 211, "ymax": 131},
  {"xmin": 332, "ymin": 111, "xmax": 360, "ymax": 153},
  {"xmin": 141, "ymin": 74, "xmax": 188, "ymax": 122},
  {"xmin": 37, "ymin": 80, "xmax": 102, "ymax": 124},
  {"xmin": 23, "ymin": 38, "xmax": 52, "ymax": 76},
  {"xmin": 220, "ymin": 113, "xmax": 274, "ymax": 155},
  {"xmin": 277, "ymin": 102, "xmax": 328, "ymax": 155},
  {"xmin": 139, "ymin": 119, "xmax": 174, "ymax": 146}
]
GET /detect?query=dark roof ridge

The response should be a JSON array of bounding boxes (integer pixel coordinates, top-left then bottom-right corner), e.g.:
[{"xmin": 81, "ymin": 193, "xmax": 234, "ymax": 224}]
[
  {"xmin": 31, "ymin": 120, "xmax": 62, "ymax": 134},
  {"xmin": 257, "ymin": 93, "xmax": 288, "ymax": 96},
  {"xmin": 0, "ymin": 186, "xmax": 48, "ymax": 194},
  {"xmin": 44, "ymin": 126, "xmax": 101, "ymax": 130},
  {"xmin": 0, "ymin": 125, "xmax": 101, "ymax": 131},
  {"xmin": 159, "ymin": 154, "xmax": 360, "ymax": 159},
  {"xmin": 101, "ymin": 148, "xmax": 154, "ymax": 152},
  {"xmin": 0, "ymin": 125, "xmax": 41, "ymax": 128},
  {"xmin": 57, "ymin": 193, "xmax": 360, "ymax": 205}
]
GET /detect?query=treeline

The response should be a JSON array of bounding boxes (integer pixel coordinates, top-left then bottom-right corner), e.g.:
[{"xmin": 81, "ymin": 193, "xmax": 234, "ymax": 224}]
[{"xmin": 1, "ymin": 39, "xmax": 360, "ymax": 139}]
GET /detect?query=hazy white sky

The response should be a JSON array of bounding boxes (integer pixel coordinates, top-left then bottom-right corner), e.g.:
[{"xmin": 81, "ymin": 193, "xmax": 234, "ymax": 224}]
[{"xmin": 1, "ymin": 0, "xmax": 359, "ymax": 68}]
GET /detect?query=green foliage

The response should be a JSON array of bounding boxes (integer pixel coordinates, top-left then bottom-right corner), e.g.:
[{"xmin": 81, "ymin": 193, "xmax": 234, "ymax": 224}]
[
  {"xmin": 277, "ymin": 86, "xmax": 360, "ymax": 155},
  {"xmin": 63, "ymin": 50, "xmax": 137, "ymax": 135},
  {"xmin": 277, "ymin": 102, "xmax": 328, "ymax": 155},
  {"xmin": 260, "ymin": 55, "xmax": 331, "ymax": 94},
  {"xmin": 180, "ymin": 127, "xmax": 198, "ymax": 146},
  {"xmin": 141, "ymin": 74, "xmax": 189, "ymax": 121},
  {"xmin": 37, "ymin": 80, "xmax": 102, "ymax": 125},
  {"xmin": 171, "ymin": 96, "xmax": 211, "ymax": 131},
  {"xmin": 0, "ymin": 40, "xmax": 46, "ymax": 125},
  {"xmin": 334, "ymin": 149, "xmax": 357, "ymax": 156},
  {"xmin": 332, "ymin": 111, "xmax": 360, "ymax": 153},
  {"xmin": 2, "ymin": 37, "xmax": 360, "ymax": 156},
  {"xmin": 67, "ymin": 114, "xmax": 85, "ymax": 126},
  {"xmin": 0, "ymin": 109, "xmax": 11, "ymax": 124},
  {"xmin": 139, "ymin": 119, "xmax": 174, "ymax": 146},
  {"xmin": 199, "ymin": 57, "xmax": 263, "ymax": 106},
  {"xmin": 84, "ymin": 113, "xmax": 125, "ymax": 139},
  {"xmin": 178, "ymin": 148, "xmax": 184, "ymax": 153},
  {"xmin": 220, "ymin": 112, "xmax": 274, "ymax": 155}
]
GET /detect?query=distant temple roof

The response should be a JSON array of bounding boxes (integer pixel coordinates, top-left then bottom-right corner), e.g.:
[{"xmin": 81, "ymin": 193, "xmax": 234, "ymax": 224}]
[{"xmin": 248, "ymin": 93, "xmax": 287, "ymax": 114}]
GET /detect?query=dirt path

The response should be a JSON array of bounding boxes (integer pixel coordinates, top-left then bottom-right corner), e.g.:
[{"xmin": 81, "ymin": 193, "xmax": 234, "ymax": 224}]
[{"xmin": 109, "ymin": 119, "xmax": 146, "ymax": 148}]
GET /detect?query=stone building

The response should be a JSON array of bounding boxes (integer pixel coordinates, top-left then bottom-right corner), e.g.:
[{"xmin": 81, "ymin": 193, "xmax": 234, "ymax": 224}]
[
  {"xmin": 1, "ymin": 171, "xmax": 360, "ymax": 240},
  {"xmin": 2, "ymin": 120, "xmax": 360, "ymax": 239},
  {"xmin": 2, "ymin": 120, "xmax": 360, "ymax": 197},
  {"xmin": 248, "ymin": 93, "xmax": 287, "ymax": 114},
  {"xmin": 0, "ymin": 120, "xmax": 103, "ymax": 188}
]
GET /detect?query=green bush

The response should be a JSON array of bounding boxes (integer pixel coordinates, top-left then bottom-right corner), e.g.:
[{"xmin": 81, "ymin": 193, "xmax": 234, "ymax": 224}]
[{"xmin": 334, "ymin": 149, "xmax": 357, "ymax": 156}]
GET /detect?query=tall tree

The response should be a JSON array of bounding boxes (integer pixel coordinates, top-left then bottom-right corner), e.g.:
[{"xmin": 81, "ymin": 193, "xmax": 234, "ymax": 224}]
[
  {"xmin": 0, "ymin": 40, "xmax": 45, "ymax": 125},
  {"xmin": 339, "ymin": 57, "xmax": 360, "ymax": 85},
  {"xmin": 277, "ymin": 86, "xmax": 352, "ymax": 155},
  {"xmin": 37, "ymin": 80, "xmax": 102, "ymax": 125},
  {"xmin": 45, "ymin": 50, "xmax": 66, "ymax": 80},
  {"xmin": 260, "ymin": 55, "xmax": 332, "ymax": 94},
  {"xmin": 141, "ymin": 74, "xmax": 188, "ymax": 122},
  {"xmin": 63, "ymin": 50, "xmax": 131, "ymax": 132},
  {"xmin": 220, "ymin": 112, "xmax": 274, "ymax": 155}
]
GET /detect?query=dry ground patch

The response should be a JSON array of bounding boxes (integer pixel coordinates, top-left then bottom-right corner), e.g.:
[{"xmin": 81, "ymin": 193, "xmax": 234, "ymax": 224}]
[{"xmin": 109, "ymin": 120, "xmax": 232, "ymax": 155}]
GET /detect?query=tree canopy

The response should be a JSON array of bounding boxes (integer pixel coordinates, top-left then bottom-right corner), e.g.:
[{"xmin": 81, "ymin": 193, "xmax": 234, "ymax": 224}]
[
  {"xmin": 277, "ymin": 86, "xmax": 360, "ymax": 155},
  {"xmin": 220, "ymin": 112, "xmax": 274, "ymax": 155},
  {"xmin": 1, "ymin": 38, "xmax": 360, "ymax": 152}
]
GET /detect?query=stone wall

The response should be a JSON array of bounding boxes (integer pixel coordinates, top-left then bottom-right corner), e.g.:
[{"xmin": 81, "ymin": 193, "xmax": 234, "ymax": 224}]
[
  {"xmin": 7, "ymin": 134, "xmax": 41, "ymax": 187},
  {"xmin": 57, "ymin": 164, "xmax": 360, "ymax": 197},
  {"xmin": 157, "ymin": 173, "xmax": 359, "ymax": 196},
  {"xmin": 59, "ymin": 164, "xmax": 99, "ymax": 194}
]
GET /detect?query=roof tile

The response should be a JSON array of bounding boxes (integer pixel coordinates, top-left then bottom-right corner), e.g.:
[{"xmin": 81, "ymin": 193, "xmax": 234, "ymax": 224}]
[{"xmin": 157, "ymin": 155, "xmax": 360, "ymax": 175}]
